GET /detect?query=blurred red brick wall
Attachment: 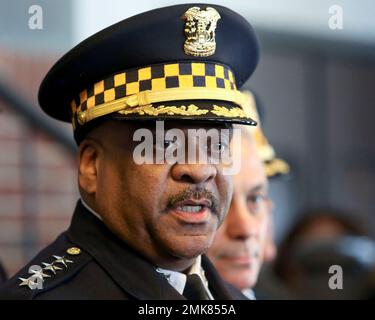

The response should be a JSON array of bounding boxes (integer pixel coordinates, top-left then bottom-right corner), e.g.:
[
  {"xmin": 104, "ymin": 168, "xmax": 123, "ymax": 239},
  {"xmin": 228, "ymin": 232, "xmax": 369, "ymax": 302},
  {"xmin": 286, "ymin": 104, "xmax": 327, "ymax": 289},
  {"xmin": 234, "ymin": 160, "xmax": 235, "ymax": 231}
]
[{"xmin": 0, "ymin": 48, "xmax": 78, "ymax": 277}]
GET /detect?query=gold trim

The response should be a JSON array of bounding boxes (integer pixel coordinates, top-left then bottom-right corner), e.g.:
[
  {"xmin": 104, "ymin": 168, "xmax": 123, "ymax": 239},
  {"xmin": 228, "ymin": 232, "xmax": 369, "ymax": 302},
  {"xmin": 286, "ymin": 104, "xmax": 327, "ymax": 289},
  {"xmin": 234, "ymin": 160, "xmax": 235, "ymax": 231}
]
[
  {"xmin": 265, "ymin": 158, "xmax": 290, "ymax": 177},
  {"xmin": 211, "ymin": 105, "xmax": 247, "ymax": 118},
  {"xmin": 77, "ymin": 87, "xmax": 248, "ymax": 124},
  {"xmin": 257, "ymin": 141, "xmax": 276, "ymax": 162},
  {"xmin": 240, "ymin": 90, "xmax": 258, "ymax": 120},
  {"xmin": 75, "ymin": 62, "xmax": 237, "ymax": 113},
  {"xmin": 118, "ymin": 104, "xmax": 209, "ymax": 116}
]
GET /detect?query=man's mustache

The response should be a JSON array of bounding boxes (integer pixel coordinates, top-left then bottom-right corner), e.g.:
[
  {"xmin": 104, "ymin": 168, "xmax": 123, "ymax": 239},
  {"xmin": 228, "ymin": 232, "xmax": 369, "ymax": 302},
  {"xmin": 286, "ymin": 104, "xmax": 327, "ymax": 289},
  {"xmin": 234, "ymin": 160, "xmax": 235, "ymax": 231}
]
[{"xmin": 166, "ymin": 187, "xmax": 219, "ymax": 215}]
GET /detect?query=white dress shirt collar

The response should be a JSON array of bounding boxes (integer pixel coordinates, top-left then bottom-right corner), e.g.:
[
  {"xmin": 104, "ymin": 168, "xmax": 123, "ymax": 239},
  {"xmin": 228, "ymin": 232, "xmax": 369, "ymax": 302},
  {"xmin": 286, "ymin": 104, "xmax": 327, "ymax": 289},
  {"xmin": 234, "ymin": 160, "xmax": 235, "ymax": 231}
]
[
  {"xmin": 156, "ymin": 255, "xmax": 214, "ymax": 299},
  {"xmin": 242, "ymin": 288, "xmax": 256, "ymax": 300}
]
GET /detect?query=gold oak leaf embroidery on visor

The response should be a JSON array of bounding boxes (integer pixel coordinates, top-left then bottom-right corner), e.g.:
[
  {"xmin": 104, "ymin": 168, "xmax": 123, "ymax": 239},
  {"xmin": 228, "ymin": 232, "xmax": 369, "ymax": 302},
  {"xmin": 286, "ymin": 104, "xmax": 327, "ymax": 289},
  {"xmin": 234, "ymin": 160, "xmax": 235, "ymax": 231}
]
[
  {"xmin": 211, "ymin": 105, "xmax": 247, "ymax": 118},
  {"xmin": 117, "ymin": 104, "xmax": 209, "ymax": 116}
]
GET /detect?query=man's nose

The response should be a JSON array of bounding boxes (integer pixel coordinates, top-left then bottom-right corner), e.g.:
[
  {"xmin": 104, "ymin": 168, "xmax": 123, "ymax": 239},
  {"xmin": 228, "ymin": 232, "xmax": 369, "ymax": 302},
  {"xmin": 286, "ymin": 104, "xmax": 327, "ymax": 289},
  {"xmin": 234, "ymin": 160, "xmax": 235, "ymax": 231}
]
[
  {"xmin": 226, "ymin": 199, "xmax": 259, "ymax": 240},
  {"xmin": 171, "ymin": 163, "xmax": 217, "ymax": 184}
]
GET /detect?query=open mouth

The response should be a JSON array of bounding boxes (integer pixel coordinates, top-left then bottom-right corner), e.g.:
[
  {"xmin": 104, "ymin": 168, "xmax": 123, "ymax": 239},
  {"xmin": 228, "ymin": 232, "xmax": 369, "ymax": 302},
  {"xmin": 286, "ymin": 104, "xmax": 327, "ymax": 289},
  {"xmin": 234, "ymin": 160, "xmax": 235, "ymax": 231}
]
[
  {"xmin": 169, "ymin": 199, "xmax": 213, "ymax": 224},
  {"xmin": 176, "ymin": 205, "xmax": 204, "ymax": 213}
]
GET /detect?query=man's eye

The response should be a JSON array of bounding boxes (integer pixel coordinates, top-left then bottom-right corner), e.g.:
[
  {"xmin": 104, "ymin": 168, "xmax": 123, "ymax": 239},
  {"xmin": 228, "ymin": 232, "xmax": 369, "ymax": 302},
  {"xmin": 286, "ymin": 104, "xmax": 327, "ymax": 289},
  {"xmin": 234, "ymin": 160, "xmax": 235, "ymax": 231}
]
[
  {"xmin": 247, "ymin": 194, "xmax": 268, "ymax": 214},
  {"xmin": 248, "ymin": 195, "xmax": 264, "ymax": 204}
]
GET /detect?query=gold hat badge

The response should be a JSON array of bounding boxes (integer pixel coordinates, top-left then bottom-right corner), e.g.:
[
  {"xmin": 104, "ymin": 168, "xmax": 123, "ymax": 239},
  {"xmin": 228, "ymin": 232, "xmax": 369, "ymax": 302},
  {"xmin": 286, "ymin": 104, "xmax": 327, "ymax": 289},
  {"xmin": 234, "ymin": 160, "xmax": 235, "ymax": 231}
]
[{"xmin": 182, "ymin": 7, "xmax": 221, "ymax": 57}]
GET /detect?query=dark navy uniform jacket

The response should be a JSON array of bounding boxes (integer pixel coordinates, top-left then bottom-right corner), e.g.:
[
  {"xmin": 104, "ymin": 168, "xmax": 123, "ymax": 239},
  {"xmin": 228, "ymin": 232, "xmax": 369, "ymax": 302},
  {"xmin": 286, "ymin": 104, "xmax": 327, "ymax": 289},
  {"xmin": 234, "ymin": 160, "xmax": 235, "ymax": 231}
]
[{"xmin": 0, "ymin": 200, "xmax": 246, "ymax": 300}]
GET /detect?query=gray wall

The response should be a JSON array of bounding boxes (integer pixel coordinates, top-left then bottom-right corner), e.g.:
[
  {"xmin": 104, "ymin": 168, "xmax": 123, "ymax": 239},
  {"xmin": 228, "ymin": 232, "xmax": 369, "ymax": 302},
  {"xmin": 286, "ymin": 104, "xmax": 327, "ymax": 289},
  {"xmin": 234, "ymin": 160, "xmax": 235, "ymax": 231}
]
[
  {"xmin": 246, "ymin": 34, "xmax": 375, "ymax": 241},
  {"xmin": 0, "ymin": 0, "xmax": 74, "ymax": 53}
]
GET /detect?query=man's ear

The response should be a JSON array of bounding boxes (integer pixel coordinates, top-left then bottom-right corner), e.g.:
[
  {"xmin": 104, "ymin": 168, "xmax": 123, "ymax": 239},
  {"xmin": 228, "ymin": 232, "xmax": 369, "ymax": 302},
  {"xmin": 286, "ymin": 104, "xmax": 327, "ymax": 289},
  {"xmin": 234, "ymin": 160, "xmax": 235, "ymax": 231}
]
[{"xmin": 77, "ymin": 138, "xmax": 101, "ymax": 195}]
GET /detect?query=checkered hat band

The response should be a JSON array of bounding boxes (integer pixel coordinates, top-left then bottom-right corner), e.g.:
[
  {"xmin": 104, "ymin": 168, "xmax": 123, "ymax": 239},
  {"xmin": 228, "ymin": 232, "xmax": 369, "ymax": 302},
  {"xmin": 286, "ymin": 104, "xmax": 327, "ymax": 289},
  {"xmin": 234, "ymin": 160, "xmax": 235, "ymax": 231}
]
[{"xmin": 72, "ymin": 62, "xmax": 236, "ymax": 113}]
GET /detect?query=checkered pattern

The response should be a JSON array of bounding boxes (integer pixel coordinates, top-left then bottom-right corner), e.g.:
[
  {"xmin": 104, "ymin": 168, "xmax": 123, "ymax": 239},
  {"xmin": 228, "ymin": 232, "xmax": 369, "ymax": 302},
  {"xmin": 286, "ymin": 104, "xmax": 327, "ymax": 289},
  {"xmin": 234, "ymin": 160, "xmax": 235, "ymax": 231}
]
[{"xmin": 71, "ymin": 62, "xmax": 236, "ymax": 114}]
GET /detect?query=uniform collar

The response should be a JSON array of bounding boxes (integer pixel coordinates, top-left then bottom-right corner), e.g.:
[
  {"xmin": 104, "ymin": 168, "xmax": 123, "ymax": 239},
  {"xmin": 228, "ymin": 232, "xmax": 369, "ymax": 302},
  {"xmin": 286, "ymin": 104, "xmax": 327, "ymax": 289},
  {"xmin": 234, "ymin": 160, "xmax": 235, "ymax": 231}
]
[
  {"xmin": 156, "ymin": 255, "xmax": 214, "ymax": 299},
  {"xmin": 80, "ymin": 199, "xmax": 213, "ymax": 297},
  {"xmin": 80, "ymin": 198, "xmax": 102, "ymax": 221},
  {"xmin": 67, "ymin": 200, "xmax": 236, "ymax": 300}
]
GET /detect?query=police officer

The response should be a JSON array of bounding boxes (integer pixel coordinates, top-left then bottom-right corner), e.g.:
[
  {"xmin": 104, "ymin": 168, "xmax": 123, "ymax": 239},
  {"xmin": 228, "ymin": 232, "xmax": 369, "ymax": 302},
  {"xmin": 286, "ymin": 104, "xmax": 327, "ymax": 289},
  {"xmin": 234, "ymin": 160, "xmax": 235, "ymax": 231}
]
[
  {"xmin": 0, "ymin": 4, "xmax": 260, "ymax": 299},
  {"xmin": 208, "ymin": 91, "xmax": 290, "ymax": 299}
]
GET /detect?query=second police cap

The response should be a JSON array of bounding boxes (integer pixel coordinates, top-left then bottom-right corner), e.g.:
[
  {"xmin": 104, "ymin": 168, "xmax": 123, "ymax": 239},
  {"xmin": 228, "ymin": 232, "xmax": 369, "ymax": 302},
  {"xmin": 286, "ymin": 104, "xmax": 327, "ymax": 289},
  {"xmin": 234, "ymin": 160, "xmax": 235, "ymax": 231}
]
[
  {"xmin": 38, "ymin": 4, "xmax": 260, "ymax": 143},
  {"xmin": 241, "ymin": 90, "xmax": 291, "ymax": 178}
]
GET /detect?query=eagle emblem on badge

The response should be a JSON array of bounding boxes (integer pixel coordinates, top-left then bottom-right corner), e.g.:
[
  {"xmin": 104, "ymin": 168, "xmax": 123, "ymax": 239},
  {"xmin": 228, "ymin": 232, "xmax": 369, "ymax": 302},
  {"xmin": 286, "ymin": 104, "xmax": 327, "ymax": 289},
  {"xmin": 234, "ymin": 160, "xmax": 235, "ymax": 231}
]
[{"xmin": 182, "ymin": 7, "xmax": 221, "ymax": 57}]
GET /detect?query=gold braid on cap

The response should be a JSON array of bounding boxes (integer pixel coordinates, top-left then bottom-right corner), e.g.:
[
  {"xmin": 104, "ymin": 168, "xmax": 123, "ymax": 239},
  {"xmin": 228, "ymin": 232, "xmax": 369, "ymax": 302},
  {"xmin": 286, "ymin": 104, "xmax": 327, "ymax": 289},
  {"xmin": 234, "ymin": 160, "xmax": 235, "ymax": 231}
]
[{"xmin": 71, "ymin": 62, "xmax": 251, "ymax": 127}]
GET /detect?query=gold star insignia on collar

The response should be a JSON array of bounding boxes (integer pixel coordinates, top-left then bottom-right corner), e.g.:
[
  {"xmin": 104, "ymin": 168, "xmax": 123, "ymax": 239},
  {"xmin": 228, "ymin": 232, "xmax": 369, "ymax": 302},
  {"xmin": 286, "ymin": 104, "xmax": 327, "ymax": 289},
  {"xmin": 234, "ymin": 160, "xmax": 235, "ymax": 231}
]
[
  {"xmin": 42, "ymin": 262, "xmax": 63, "ymax": 274},
  {"xmin": 52, "ymin": 255, "xmax": 73, "ymax": 267}
]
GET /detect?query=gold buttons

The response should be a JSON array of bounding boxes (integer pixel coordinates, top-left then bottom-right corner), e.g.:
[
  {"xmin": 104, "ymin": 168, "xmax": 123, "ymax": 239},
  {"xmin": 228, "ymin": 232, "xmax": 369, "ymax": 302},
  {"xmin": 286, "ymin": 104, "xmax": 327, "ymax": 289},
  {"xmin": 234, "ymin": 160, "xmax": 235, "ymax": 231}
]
[
  {"xmin": 66, "ymin": 247, "xmax": 81, "ymax": 256},
  {"xmin": 77, "ymin": 111, "xmax": 87, "ymax": 125}
]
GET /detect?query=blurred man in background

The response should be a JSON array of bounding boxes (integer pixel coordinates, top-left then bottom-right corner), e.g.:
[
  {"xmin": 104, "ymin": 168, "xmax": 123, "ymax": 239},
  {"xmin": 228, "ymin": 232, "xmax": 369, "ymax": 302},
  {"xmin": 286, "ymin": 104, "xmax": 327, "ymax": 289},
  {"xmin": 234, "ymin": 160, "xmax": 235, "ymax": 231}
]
[
  {"xmin": 208, "ymin": 125, "xmax": 270, "ymax": 299},
  {"xmin": 208, "ymin": 91, "xmax": 289, "ymax": 299}
]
